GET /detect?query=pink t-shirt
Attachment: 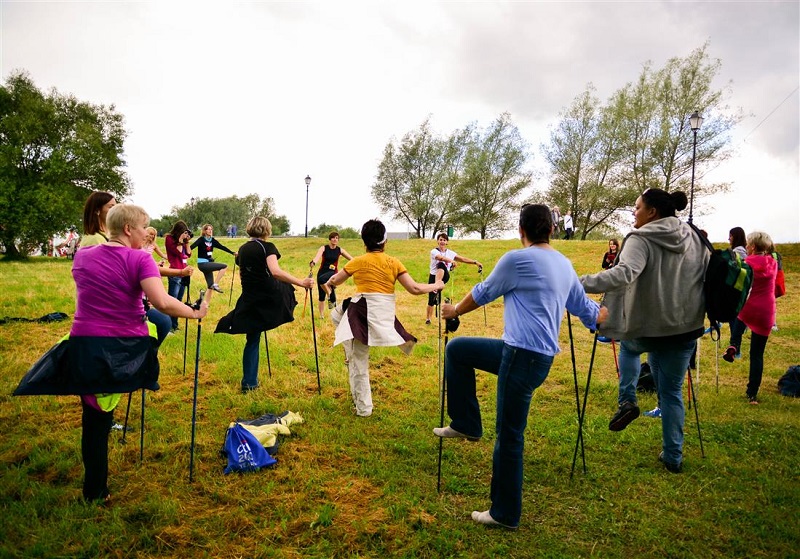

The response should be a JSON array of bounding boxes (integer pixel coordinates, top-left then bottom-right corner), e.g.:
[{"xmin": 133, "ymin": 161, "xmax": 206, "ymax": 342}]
[{"xmin": 70, "ymin": 244, "xmax": 161, "ymax": 337}]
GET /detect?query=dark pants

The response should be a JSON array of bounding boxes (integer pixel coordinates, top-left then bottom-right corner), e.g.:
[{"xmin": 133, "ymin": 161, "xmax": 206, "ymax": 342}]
[
  {"xmin": 198, "ymin": 261, "xmax": 227, "ymax": 288},
  {"xmin": 81, "ymin": 399, "xmax": 113, "ymax": 501}
]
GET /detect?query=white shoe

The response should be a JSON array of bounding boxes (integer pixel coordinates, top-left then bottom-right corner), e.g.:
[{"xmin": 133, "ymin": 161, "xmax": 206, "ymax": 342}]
[
  {"xmin": 471, "ymin": 510, "xmax": 517, "ymax": 529},
  {"xmin": 211, "ymin": 283, "xmax": 224, "ymax": 293},
  {"xmin": 432, "ymin": 426, "xmax": 480, "ymax": 441}
]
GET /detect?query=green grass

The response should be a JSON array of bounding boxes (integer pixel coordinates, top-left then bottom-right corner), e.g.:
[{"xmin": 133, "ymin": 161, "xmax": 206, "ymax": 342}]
[{"xmin": 1, "ymin": 238, "xmax": 798, "ymax": 558}]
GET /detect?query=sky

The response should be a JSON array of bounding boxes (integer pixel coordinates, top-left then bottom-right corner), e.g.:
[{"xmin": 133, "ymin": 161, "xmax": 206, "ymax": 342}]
[{"xmin": 2, "ymin": 1, "xmax": 798, "ymax": 243}]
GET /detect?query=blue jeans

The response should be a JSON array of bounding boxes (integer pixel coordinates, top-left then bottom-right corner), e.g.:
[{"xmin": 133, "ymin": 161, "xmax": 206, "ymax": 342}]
[
  {"xmin": 146, "ymin": 308, "xmax": 172, "ymax": 347},
  {"xmin": 445, "ymin": 337, "xmax": 553, "ymax": 528},
  {"xmin": 167, "ymin": 277, "xmax": 187, "ymax": 329},
  {"xmin": 242, "ymin": 331, "xmax": 262, "ymax": 390},
  {"xmin": 618, "ymin": 338, "xmax": 696, "ymax": 466}
]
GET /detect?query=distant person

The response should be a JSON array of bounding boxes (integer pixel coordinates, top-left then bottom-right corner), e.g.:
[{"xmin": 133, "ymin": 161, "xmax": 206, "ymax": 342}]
[
  {"xmin": 310, "ymin": 231, "xmax": 354, "ymax": 318},
  {"xmin": 164, "ymin": 220, "xmax": 193, "ymax": 331},
  {"xmin": 80, "ymin": 192, "xmax": 116, "ymax": 247},
  {"xmin": 215, "ymin": 216, "xmax": 313, "ymax": 393},
  {"xmin": 601, "ymin": 238, "xmax": 619, "ymax": 269},
  {"xmin": 71, "ymin": 203, "xmax": 208, "ymax": 504},
  {"xmin": 435, "ymin": 204, "xmax": 605, "ymax": 529},
  {"xmin": 142, "ymin": 226, "xmax": 168, "ymax": 264},
  {"xmin": 191, "ymin": 224, "xmax": 236, "ymax": 293},
  {"xmin": 728, "ymin": 227, "xmax": 748, "ymax": 261},
  {"xmin": 723, "ymin": 226, "xmax": 749, "ymax": 360},
  {"xmin": 425, "ymin": 232, "xmax": 482, "ymax": 324},
  {"xmin": 227, "ymin": 224, "xmax": 233, "ymax": 238},
  {"xmin": 581, "ymin": 188, "xmax": 707, "ymax": 474},
  {"xmin": 550, "ymin": 206, "xmax": 562, "ymax": 239},
  {"xmin": 325, "ymin": 219, "xmax": 444, "ymax": 417},
  {"xmin": 723, "ymin": 231, "xmax": 777, "ymax": 404},
  {"xmin": 562, "ymin": 211, "xmax": 574, "ymax": 240}
]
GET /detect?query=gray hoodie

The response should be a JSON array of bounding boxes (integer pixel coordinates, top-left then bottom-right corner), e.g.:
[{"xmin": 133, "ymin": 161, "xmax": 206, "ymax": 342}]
[{"xmin": 580, "ymin": 216, "xmax": 708, "ymax": 341}]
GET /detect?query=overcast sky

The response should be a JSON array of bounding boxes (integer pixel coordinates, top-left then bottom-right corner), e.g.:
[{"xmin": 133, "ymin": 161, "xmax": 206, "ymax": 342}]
[{"xmin": 2, "ymin": 1, "xmax": 798, "ymax": 242}]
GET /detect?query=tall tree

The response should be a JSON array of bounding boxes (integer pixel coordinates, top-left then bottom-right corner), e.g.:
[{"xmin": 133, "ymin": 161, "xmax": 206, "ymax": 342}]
[
  {"xmin": 452, "ymin": 113, "xmax": 531, "ymax": 239},
  {"xmin": 167, "ymin": 194, "xmax": 290, "ymax": 237},
  {"xmin": 541, "ymin": 43, "xmax": 741, "ymax": 237},
  {"xmin": 0, "ymin": 71, "xmax": 130, "ymax": 258},
  {"xmin": 371, "ymin": 118, "xmax": 464, "ymax": 239}
]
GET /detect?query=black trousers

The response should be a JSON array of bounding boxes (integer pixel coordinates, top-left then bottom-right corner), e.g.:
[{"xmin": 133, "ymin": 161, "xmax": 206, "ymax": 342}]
[{"xmin": 81, "ymin": 399, "xmax": 113, "ymax": 501}]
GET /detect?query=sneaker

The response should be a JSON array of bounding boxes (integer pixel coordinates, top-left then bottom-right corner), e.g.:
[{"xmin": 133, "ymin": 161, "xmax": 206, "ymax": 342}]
[
  {"xmin": 772, "ymin": 324, "xmax": 778, "ymax": 332},
  {"xmin": 433, "ymin": 426, "xmax": 480, "ymax": 442},
  {"xmin": 609, "ymin": 401, "xmax": 640, "ymax": 431},
  {"xmin": 471, "ymin": 510, "xmax": 518, "ymax": 530},
  {"xmin": 643, "ymin": 407, "xmax": 662, "ymax": 419},
  {"xmin": 241, "ymin": 384, "xmax": 258, "ymax": 394},
  {"xmin": 722, "ymin": 345, "xmax": 736, "ymax": 363},
  {"xmin": 425, "ymin": 319, "xmax": 431, "ymax": 325},
  {"xmin": 211, "ymin": 283, "xmax": 224, "ymax": 293},
  {"xmin": 659, "ymin": 451, "xmax": 683, "ymax": 474},
  {"xmin": 328, "ymin": 300, "xmax": 335, "ymax": 309},
  {"xmin": 747, "ymin": 394, "xmax": 759, "ymax": 405}
]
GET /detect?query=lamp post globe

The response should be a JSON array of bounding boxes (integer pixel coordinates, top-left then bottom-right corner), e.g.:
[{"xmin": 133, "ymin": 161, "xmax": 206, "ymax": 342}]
[
  {"xmin": 688, "ymin": 112, "xmax": 703, "ymax": 224},
  {"xmin": 304, "ymin": 175, "xmax": 311, "ymax": 238}
]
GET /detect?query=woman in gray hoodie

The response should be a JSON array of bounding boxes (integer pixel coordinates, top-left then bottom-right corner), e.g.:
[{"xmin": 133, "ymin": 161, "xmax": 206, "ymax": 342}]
[{"xmin": 580, "ymin": 188, "xmax": 708, "ymax": 474}]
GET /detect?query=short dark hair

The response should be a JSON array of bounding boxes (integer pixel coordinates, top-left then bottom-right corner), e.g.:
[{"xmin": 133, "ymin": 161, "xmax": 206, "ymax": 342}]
[
  {"xmin": 361, "ymin": 219, "xmax": 386, "ymax": 251},
  {"xmin": 519, "ymin": 204, "xmax": 552, "ymax": 243},
  {"xmin": 328, "ymin": 231, "xmax": 339, "ymax": 240},
  {"xmin": 640, "ymin": 188, "xmax": 688, "ymax": 218},
  {"xmin": 436, "ymin": 232, "xmax": 449, "ymax": 241}
]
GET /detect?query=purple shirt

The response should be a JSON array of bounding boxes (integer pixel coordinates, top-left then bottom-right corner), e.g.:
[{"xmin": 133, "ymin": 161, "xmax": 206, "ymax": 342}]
[{"xmin": 71, "ymin": 244, "xmax": 161, "ymax": 337}]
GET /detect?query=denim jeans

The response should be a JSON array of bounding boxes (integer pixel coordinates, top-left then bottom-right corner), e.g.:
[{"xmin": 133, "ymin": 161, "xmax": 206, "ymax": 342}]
[
  {"xmin": 242, "ymin": 331, "xmax": 261, "ymax": 390},
  {"xmin": 618, "ymin": 338, "xmax": 696, "ymax": 466},
  {"xmin": 146, "ymin": 308, "xmax": 172, "ymax": 347},
  {"xmin": 167, "ymin": 276, "xmax": 187, "ymax": 329},
  {"xmin": 445, "ymin": 337, "xmax": 553, "ymax": 528}
]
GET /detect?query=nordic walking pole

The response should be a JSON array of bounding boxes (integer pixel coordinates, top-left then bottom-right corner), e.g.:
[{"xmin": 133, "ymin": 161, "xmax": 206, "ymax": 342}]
[
  {"xmin": 478, "ymin": 265, "xmax": 487, "ymax": 328},
  {"xmin": 228, "ymin": 260, "xmax": 236, "ymax": 308},
  {"xmin": 139, "ymin": 387, "xmax": 145, "ymax": 463},
  {"xmin": 121, "ymin": 392, "xmax": 133, "ymax": 444},
  {"xmin": 715, "ymin": 336, "xmax": 720, "ymax": 394},
  {"xmin": 436, "ymin": 290, "xmax": 445, "ymax": 493},
  {"xmin": 189, "ymin": 288, "xmax": 210, "ymax": 483},
  {"xmin": 183, "ymin": 279, "xmax": 191, "ymax": 375},
  {"xmin": 571, "ymin": 323, "xmax": 599, "ymax": 478},
  {"xmin": 567, "ymin": 313, "xmax": 586, "ymax": 479},
  {"xmin": 307, "ymin": 268, "xmax": 321, "ymax": 394},
  {"xmin": 264, "ymin": 331, "xmax": 272, "ymax": 378},
  {"xmin": 687, "ymin": 366, "xmax": 706, "ymax": 458}
]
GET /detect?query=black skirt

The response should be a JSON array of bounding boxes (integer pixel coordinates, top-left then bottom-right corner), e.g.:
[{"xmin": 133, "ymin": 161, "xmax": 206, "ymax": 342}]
[{"xmin": 215, "ymin": 279, "xmax": 298, "ymax": 335}]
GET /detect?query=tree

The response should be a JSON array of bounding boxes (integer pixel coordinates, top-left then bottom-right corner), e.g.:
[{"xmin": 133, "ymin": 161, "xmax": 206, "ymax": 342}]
[
  {"xmin": 308, "ymin": 223, "xmax": 359, "ymax": 239},
  {"xmin": 0, "ymin": 71, "xmax": 130, "ymax": 258},
  {"xmin": 160, "ymin": 194, "xmax": 290, "ymax": 238},
  {"xmin": 450, "ymin": 114, "xmax": 531, "ymax": 239},
  {"xmin": 541, "ymin": 43, "xmax": 741, "ymax": 237},
  {"xmin": 371, "ymin": 118, "xmax": 465, "ymax": 239}
]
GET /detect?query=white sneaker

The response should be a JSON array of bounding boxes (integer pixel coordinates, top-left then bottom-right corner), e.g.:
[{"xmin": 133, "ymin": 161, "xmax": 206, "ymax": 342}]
[
  {"xmin": 211, "ymin": 283, "xmax": 224, "ymax": 293},
  {"xmin": 471, "ymin": 510, "xmax": 517, "ymax": 529},
  {"xmin": 432, "ymin": 426, "xmax": 480, "ymax": 442}
]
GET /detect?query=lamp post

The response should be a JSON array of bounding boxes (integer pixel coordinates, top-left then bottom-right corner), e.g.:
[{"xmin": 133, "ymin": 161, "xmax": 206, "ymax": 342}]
[
  {"xmin": 189, "ymin": 197, "xmax": 197, "ymax": 233},
  {"xmin": 688, "ymin": 111, "xmax": 703, "ymax": 224},
  {"xmin": 304, "ymin": 175, "xmax": 311, "ymax": 238}
]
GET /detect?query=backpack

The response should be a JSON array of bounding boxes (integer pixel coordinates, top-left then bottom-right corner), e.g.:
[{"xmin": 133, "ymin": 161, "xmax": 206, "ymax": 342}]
[
  {"xmin": 637, "ymin": 362, "xmax": 656, "ymax": 393},
  {"xmin": 777, "ymin": 366, "xmax": 800, "ymax": 397},
  {"xmin": 690, "ymin": 224, "xmax": 753, "ymax": 337}
]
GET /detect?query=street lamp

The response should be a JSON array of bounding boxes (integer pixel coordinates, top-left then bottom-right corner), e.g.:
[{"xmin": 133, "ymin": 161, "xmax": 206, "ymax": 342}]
[
  {"xmin": 190, "ymin": 197, "xmax": 196, "ymax": 233},
  {"xmin": 688, "ymin": 111, "xmax": 703, "ymax": 224},
  {"xmin": 304, "ymin": 175, "xmax": 311, "ymax": 238}
]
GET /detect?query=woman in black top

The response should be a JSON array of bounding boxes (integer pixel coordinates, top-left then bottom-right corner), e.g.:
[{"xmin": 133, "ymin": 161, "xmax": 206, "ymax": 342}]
[
  {"xmin": 310, "ymin": 231, "xmax": 353, "ymax": 317},
  {"xmin": 215, "ymin": 216, "xmax": 313, "ymax": 392},
  {"xmin": 190, "ymin": 224, "xmax": 236, "ymax": 293}
]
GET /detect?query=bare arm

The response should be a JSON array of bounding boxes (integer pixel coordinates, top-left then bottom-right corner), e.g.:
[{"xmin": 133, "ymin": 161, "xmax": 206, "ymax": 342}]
[
  {"xmin": 453, "ymin": 254, "xmax": 482, "ymax": 268},
  {"xmin": 141, "ymin": 277, "xmax": 209, "ymax": 319},
  {"xmin": 153, "ymin": 245, "xmax": 168, "ymax": 260},
  {"xmin": 160, "ymin": 265, "xmax": 194, "ymax": 278},
  {"xmin": 397, "ymin": 272, "xmax": 444, "ymax": 295},
  {"xmin": 309, "ymin": 246, "xmax": 325, "ymax": 268},
  {"xmin": 442, "ymin": 292, "xmax": 479, "ymax": 319},
  {"xmin": 267, "ymin": 254, "xmax": 314, "ymax": 289},
  {"xmin": 340, "ymin": 248, "xmax": 354, "ymax": 261}
]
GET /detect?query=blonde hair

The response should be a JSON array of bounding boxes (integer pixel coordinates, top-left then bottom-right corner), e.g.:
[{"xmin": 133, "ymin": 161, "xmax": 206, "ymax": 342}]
[
  {"xmin": 145, "ymin": 226, "xmax": 157, "ymax": 237},
  {"xmin": 246, "ymin": 216, "xmax": 272, "ymax": 239},
  {"xmin": 746, "ymin": 231, "xmax": 773, "ymax": 253},
  {"xmin": 107, "ymin": 204, "xmax": 149, "ymax": 237},
  {"xmin": 202, "ymin": 224, "xmax": 213, "ymax": 234}
]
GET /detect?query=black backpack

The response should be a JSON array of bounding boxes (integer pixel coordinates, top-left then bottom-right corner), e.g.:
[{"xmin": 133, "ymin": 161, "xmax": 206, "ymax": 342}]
[
  {"xmin": 637, "ymin": 362, "xmax": 656, "ymax": 393},
  {"xmin": 690, "ymin": 224, "xmax": 753, "ymax": 337},
  {"xmin": 778, "ymin": 366, "xmax": 800, "ymax": 397}
]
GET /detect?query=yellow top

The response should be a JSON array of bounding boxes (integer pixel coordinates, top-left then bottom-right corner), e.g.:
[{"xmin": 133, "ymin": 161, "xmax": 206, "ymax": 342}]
[{"xmin": 343, "ymin": 251, "xmax": 407, "ymax": 294}]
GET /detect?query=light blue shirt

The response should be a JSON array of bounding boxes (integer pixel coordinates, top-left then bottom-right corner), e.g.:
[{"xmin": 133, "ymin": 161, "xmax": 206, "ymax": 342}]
[{"xmin": 472, "ymin": 246, "xmax": 599, "ymax": 356}]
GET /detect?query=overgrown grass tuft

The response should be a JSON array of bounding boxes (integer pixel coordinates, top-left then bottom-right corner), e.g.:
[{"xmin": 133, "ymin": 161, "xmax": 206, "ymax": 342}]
[{"xmin": 1, "ymin": 238, "xmax": 798, "ymax": 558}]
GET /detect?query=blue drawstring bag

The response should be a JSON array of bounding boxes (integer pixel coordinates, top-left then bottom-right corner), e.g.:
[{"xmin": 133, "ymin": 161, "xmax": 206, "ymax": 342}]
[{"xmin": 223, "ymin": 422, "xmax": 276, "ymax": 474}]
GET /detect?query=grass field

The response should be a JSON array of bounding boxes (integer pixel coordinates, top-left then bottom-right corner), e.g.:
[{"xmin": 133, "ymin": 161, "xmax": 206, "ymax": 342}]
[{"xmin": 1, "ymin": 237, "xmax": 798, "ymax": 558}]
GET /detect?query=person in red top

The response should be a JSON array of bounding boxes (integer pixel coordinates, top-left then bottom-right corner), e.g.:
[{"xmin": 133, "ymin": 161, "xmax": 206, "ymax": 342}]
[
  {"xmin": 724, "ymin": 231, "xmax": 778, "ymax": 404},
  {"xmin": 164, "ymin": 220, "xmax": 193, "ymax": 330}
]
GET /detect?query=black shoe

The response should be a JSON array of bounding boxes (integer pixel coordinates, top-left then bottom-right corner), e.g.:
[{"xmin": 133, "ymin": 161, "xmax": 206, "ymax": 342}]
[
  {"xmin": 659, "ymin": 451, "xmax": 683, "ymax": 474},
  {"xmin": 609, "ymin": 401, "xmax": 640, "ymax": 431},
  {"xmin": 722, "ymin": 345, "xmax": 736, "ymax": 363}
]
